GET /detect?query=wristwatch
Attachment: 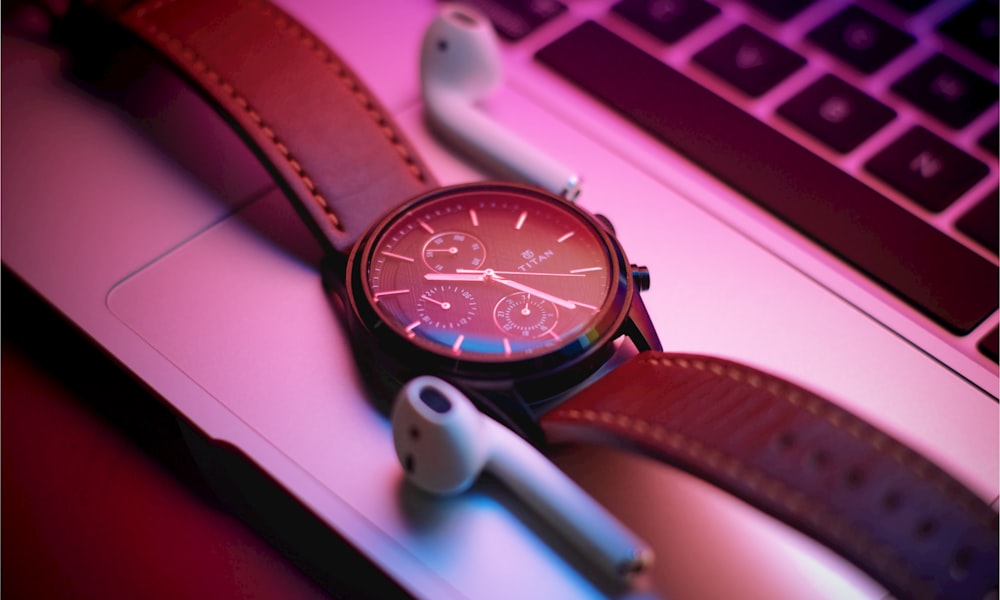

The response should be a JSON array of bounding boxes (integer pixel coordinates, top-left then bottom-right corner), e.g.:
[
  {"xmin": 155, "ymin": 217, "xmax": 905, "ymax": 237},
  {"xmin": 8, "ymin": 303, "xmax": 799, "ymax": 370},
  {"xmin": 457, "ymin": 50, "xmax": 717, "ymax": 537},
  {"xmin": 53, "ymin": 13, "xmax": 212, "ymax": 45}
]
[{"xmin": 63, "ymin": 0, "xmax": 997, "ymax": 597}]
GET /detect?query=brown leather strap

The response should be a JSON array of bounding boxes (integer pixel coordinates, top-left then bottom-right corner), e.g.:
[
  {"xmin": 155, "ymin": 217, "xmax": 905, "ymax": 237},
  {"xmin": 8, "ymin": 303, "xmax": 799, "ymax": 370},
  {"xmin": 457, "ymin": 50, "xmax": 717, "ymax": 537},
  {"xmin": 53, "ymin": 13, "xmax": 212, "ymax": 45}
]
[
  {"xmin": 117, "ymin": 0, "xmax": 437, "ymax": 253},
  {"xmin": 541, "ymin": 351, "xmax": 999, "ymax": 600}
]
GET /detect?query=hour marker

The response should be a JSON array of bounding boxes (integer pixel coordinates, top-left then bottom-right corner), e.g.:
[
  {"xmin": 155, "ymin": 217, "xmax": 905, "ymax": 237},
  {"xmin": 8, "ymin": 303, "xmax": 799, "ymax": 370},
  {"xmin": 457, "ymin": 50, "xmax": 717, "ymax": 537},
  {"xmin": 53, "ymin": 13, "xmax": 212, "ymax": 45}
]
[
  {"xmin": 374, "ymin": 289, "xmax": 410, "ymax": 302},
  {"xmin": 469, "ymin": 209, "xmax": 479, "ymax": 227},
  {"xmin": 570, "ymin": 267, "xmax": 603, "ymax": 274},
  {"xmin": 405, "ymin": 321, "xmax": 421, "ymax": 337},
  {"xmin": 515, "ymin": 211, "xmax": 527, "ymax": 230},
  {"xmin": 573, "ymin": 301, "xmax": 599, "ymax": 311},
  {"xmin": 452, "ymin": 334, "xmax": 465, "ymax": 354},
  {"xmin": 381, "ymin": 251, "xmax": 414, "ymax": 262},
  {"xmin": 503, "ymin": 338, "xmax": 512, "ymax": 356},
  {"xmin": 419, "ymin": 220, "xmax": 435, "ymax": 234},
  {"xmin": 557, "ymin": 231, "xmax": 575, "ymax": 243}
]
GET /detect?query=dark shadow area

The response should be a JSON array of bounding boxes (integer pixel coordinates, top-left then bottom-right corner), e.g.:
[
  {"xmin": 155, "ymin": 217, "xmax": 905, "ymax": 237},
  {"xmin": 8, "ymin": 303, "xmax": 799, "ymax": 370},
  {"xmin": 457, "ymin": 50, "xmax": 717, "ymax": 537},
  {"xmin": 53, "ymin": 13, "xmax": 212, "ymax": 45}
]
[{"xmin": 2, "ymin": 268, "xmax": 412, "ymax": 599}]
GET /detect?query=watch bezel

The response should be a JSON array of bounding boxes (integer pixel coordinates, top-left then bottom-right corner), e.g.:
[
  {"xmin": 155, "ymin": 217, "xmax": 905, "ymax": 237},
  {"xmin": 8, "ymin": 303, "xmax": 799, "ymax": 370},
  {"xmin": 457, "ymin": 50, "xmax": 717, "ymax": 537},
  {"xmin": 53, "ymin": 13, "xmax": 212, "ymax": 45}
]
[{"xmin": 345, "ymin": 182, "xmax": 634, "ymax": 387}]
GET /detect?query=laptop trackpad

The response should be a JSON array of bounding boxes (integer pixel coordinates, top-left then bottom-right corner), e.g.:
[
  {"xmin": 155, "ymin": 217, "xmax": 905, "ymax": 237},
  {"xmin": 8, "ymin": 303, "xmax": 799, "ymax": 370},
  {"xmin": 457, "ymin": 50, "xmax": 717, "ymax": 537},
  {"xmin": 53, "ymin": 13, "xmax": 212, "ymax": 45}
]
[
  {"xmin": 105, "ymin": 188, "xmax": 667, "ymax": 598},
  {"xmin": 107, "ymin": 188, "xmax": 403, "ymax": 494}
]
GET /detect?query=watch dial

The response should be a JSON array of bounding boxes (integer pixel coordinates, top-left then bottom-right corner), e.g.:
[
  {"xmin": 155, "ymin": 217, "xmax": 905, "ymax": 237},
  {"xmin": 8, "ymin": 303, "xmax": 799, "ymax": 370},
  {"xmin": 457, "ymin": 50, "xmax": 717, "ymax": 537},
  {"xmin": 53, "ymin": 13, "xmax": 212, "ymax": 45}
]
[{"xmin": 358, "ymin": 185, "xmax": 621, "ymax": 362}]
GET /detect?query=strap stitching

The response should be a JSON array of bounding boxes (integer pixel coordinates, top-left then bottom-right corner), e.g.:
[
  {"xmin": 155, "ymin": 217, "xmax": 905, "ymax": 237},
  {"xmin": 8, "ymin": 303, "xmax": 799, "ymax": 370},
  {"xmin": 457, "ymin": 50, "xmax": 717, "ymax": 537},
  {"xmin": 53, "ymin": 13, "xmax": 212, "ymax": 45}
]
[
  {"xmin": 558, "ymin": 409, "xmax": 917, "ymax": 582},
  {"xmin": 643, "ymin": 355, "xmax": 984, "ymax": 523},
  {"xmin": 555, "ymin": 405, "xmax": 918, "ymax": 592},
  {"xmin": 130, "ymin": 0, "xmax": 345, "ymax": 233},
  {"xmin": 547, "ymin": 353, "xmax": 992, "ymax": 596},
  {"xmin": 254, "ymin": 0, "xmax": 429, "ymax": 185}
]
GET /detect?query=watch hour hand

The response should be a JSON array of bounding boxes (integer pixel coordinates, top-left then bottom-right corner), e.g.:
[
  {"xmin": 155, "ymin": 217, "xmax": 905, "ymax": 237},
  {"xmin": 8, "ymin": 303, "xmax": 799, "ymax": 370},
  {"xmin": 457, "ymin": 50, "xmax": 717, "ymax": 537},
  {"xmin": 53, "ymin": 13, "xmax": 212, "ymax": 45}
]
[{"xmin": 423, "ymin": 273, "xmax": 488, "ymax": 282}]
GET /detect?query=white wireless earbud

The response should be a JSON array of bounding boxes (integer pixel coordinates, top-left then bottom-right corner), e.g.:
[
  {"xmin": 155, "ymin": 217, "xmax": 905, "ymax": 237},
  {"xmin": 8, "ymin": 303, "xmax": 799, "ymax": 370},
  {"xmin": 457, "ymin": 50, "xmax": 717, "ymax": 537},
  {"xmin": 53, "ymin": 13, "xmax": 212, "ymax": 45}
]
[
  {"xmin": 420, "ymin": 5, "xmax": 583, "ymax": 200},
  {"xmin": 392, "ymin": 376, "xmax": 653, "ymax": 582}
]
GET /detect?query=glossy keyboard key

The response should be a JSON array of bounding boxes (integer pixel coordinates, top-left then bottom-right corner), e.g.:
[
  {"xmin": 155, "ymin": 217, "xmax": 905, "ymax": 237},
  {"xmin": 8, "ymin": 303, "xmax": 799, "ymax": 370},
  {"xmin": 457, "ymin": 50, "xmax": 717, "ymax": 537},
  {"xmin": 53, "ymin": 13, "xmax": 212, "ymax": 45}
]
[
  {"xmin": 778, "ymin": 74, "xmax": 895, "ymax": 152},
  {"xmin": 980, "ymin": 125, "xmax": 999, "ymax": 155},
  {"xmin": 740, "ymin": 0, "xmax": 815, "ymax": 21},
  {"xmin": 536, "ymin": 22, "xmax": 999, "ymax": 333},
  {"xmin": 448, "ymin": 0, "xmax": 566, "ymax": 40},
  {"xmin": 957, "ymin": 188, "xmax": 999, "ymax": 254},
  {"xmin": 693, "ymin": 25, "xmax": 806, "ymax": 97},
  {"xmin": 979, "ymin": 327, "xmax": 999, "ymax": 363},
  {"xmin": 613, "ymin": 0, "xmax": 720, "ymax": 44},
  {"xmin": 891, "ymin": 54, "xmax": 999, "ymax": 129},
  {"xmin": 938, "ymin": 0, "xmax": 999, "ymax": 66},
  {"xmin": 807, "ymin": 5, "xmax": 914, "ymax": 74},
  {"xmin": 865, "ymin": 126, "xmax": 989, "ymax": 212},
  {"xmin": 882, "ymin": 0, "xmax": 933, "ymax": 12}
]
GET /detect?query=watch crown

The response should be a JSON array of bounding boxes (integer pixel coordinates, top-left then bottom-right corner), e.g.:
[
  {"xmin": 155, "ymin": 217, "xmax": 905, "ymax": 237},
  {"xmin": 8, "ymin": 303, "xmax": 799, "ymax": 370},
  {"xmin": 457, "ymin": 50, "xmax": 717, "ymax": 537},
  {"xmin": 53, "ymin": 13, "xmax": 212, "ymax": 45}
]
[
  {"xmin": 631, "ymin": 265, "xmax": 651, "ymax": 292},
  {"xmin": 594, "ymin": 213, "xmax": 616, "ymax": 235}
]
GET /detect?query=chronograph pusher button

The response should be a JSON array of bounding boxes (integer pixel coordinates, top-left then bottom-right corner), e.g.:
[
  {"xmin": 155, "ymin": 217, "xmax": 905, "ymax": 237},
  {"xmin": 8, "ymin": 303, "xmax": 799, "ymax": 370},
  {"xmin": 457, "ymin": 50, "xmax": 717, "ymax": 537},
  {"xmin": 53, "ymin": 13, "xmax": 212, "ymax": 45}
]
[{"xmin": 631, "ymin": 265, "xmax": 650, "ymax": 292}]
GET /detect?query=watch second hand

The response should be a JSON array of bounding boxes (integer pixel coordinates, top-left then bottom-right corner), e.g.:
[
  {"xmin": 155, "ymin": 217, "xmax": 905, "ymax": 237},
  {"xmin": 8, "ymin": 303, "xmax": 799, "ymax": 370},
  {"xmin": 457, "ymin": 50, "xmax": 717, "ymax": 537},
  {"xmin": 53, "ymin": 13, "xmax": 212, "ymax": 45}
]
[{"xmin": 420, "ymin": 295, "xmax": 452, "ymax": 309}]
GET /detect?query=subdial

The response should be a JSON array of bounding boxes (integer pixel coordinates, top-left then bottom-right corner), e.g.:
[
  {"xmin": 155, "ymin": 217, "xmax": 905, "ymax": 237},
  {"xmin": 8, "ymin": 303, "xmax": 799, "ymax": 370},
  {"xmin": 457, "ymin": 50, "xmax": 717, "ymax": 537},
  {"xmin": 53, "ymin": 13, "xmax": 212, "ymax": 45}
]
[
  {"xmin": 493, "ymin": 292, "xmax": 558, "ymax": 339},
  {"xmin": 422, "ymin": 232, "xmax": 487, "ymax": 272},
  {"xmin": 415, "ymin": 285, "xmax": 478, "ymax": 330}
]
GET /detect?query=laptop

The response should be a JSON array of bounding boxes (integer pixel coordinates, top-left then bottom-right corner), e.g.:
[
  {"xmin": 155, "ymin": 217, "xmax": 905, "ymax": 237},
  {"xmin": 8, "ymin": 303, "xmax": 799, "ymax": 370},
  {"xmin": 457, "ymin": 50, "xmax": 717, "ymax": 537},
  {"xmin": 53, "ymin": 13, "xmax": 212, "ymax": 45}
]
[{"xmin": 3, "ymin": 0, "xmax": 996, "ymax": 597}]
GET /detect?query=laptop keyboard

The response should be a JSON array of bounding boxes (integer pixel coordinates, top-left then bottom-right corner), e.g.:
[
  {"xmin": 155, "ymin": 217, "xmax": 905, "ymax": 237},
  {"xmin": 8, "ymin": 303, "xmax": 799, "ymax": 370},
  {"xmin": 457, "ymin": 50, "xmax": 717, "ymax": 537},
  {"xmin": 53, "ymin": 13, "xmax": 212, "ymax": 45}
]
[{"xmin": 461, "ymin": 0, "xmax": 1000, "ymax": 361}]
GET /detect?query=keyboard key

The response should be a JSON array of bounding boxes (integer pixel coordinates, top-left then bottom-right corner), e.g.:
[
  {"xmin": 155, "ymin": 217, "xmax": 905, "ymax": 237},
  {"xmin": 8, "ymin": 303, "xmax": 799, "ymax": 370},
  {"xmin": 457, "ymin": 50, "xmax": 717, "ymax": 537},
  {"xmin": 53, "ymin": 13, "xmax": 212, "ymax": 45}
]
[
  {"xmin": 865, "ymin": 126, "xmax": 989, "ymax": 212},
  {"xmin": 693, "ymin": 25, "xmax": 806, "ymax": 97},
  {"xmin": 806, "ymin": 5, "xmax": 914, "ymax": 74},
  {"xmin": 891, "ymin": 54, "xmax": 999, "ymax": 129},
  {"xmin": 536, "ymin": 22, "xmax": 999, "ymax": 333},
  {"xmin": 882, "ymin": 0, "xmax": 933, "ymax": 12},
  {"xmin": 613, "ymin": 0, "xmax": 720, "ymax": 44},
  {"xmin": 980, "ymin": 125, "xmax": 999, "ymax": 155},
  {"xmin": 979, "ymin": 327, "xmax": 999, "ymax": 363},
  {"xmin": 957, "ymin": 188, "xmax": 999, "ymax": 254},
  {"xmin": 446, "ymin": 0, "xmax": 566, "ymax": 40},
  {"xmin": 778, "ymin": 74, "xmax": 895, "ymax": 152},
  {"xmin": 938, "ymin": 0, "xmax": 999, "ymax": 66},
  {"xmin": 740, "ymin": 0, "xmax": 815, "ymax": 21}
]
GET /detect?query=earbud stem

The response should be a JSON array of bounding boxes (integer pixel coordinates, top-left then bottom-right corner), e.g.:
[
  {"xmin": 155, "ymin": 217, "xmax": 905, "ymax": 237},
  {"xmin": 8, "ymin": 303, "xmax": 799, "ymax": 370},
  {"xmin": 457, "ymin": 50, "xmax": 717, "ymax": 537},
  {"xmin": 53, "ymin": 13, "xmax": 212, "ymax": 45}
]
[
  {"xmin": 425, "ymin": 91, "xmax": 582, "ymax": 200},
  {"xmin": 485, "ymin": 419, "xmax": 653, "ymax": 582}
]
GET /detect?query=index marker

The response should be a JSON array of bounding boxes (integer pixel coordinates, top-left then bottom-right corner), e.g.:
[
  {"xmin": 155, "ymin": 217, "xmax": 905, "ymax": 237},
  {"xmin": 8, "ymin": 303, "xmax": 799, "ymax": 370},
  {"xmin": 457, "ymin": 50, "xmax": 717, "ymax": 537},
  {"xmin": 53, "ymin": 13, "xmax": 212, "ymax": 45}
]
[{"xmin": 382, "ymin": 251, "xmax": 414, "ymax": 262}]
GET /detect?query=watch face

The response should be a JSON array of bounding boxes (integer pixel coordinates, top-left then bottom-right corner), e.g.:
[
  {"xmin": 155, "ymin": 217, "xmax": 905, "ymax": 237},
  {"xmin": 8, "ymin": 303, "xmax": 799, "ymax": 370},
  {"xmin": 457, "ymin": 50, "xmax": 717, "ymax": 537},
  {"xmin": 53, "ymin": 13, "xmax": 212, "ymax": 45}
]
[{"xmin": 350, "ymin": 183, "xmax": 629, "ymax": 367}]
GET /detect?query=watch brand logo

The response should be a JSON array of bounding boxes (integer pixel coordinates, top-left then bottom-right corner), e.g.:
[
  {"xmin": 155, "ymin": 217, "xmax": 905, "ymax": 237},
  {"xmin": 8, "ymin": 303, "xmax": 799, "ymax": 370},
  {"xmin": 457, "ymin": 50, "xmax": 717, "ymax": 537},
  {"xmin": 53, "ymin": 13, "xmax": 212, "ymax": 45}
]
[{"xmin": 518, "ymin": 248, "xmax": 555, "ymax": 271}]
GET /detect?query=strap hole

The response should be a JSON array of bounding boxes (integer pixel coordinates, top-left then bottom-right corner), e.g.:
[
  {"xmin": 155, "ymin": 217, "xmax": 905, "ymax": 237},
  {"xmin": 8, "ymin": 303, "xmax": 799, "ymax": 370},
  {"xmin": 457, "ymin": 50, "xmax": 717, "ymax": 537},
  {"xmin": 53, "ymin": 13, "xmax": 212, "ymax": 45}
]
[
  {"xmin": 844, "ymin": 467, "xmax": 866, "ymax": 489},
  {"xmin": 773, "ymin": 431, "xmax": 795, "ymax": 450},
  {"xmin": 804, "ymin": 449, "xmax": 830, "ymax": 468},
  {"xmin": 881, "ymin": 490, "xmax": 903, "ymax": 513},
  {"xmin": 949, "ymin": 547, "xmax": 973, "ymax": 581},
  {"xmin": 915, "ymin": 518, "xmax": 938, "ymax": 540}
]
